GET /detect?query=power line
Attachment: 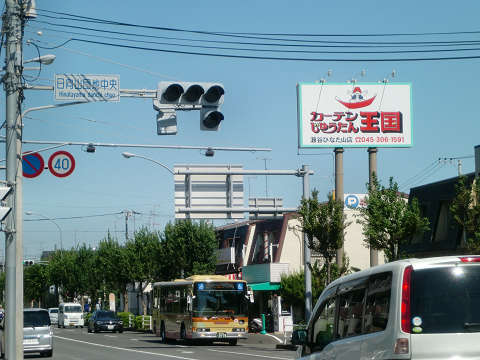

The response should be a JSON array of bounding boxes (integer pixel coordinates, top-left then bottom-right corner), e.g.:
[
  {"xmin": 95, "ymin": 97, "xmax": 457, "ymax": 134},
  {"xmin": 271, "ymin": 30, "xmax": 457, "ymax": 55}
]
[
  {"xmin": 23, "ymin": 211, "xmax": 124, "ymax": 221},
  {"xmin": 32, "ymin": 37, "xmax": 480, "ymax": 62}
]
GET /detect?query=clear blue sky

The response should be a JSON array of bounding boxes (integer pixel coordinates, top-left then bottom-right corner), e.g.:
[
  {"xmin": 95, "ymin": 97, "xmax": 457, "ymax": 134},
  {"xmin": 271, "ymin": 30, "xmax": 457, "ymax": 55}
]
[{"xmin": 2, "ymin": 0, "xmax": 480, "ymax": 258}]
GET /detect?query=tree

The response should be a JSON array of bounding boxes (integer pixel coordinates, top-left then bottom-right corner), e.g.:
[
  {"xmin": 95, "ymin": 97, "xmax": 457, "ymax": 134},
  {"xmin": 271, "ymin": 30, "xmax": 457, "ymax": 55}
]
[
  {"xmin": 160, "ymin": 220, "xmax": 217, "ymax": 280},
  {"xmin": 357, "ymin": 175, "xmax": 429, "ymax": 262},
  {"xmin": 450, "ymin": 176, "xmax": 480, "ymax": 252},
  {"xmin": 298, "ymin": 189, "xmax": 349, "ymax": 283},
  {"xmin": 24, "ymin": 264, "xmax": 48, "ymax": 307}
]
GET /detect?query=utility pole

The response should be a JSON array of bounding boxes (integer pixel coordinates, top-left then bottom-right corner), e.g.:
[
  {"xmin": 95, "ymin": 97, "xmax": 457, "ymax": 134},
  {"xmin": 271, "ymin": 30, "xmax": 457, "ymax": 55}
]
[
  {"xmin": 302, "ymin": 165, "xmax": 312, "ymax": 322},
  {"xmin": 334, "ymin": 148, "xmax": 344, "ymax": 268},
  {"xmin": 257, "ymin": 157, "xmax": 271, "ymax": 197},
  {"xmin": 4, "ymin": 1, "xmax": 24, "ymax": 359},
  {"xmin": 124, "ymin": 210, "xmax": 139, "ymax": 241},
  {"xmin": 368, "ymin": 147, "xmax": 379, "ymax": 267}
]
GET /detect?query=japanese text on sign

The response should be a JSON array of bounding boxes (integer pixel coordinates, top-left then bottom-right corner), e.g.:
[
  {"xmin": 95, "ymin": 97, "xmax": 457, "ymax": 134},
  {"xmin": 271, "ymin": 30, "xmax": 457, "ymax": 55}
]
[
  {"xmin": 297, "ymin": 83, "xmax": 412, "ymax": 148},
  {"xmin": 54, "ymin": 74, "xmax": 120, "ymax": 102}
]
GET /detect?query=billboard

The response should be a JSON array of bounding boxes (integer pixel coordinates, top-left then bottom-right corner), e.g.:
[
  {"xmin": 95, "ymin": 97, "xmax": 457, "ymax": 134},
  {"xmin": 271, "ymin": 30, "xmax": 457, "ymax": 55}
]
[{"xmin": 297, "ymin": 83, "xmax": 412, "ymax": 148}]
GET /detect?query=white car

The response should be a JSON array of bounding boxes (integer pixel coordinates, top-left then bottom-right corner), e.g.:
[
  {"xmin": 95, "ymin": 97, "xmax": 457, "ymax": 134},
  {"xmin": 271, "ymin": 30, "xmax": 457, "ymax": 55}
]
[
  {"xmin": 293, "ymin": 255, "xmax": 480, "ymax": 360},
  {"xmin": 48, "ymin": 308, "xmax": 58, "ymax": 325}
]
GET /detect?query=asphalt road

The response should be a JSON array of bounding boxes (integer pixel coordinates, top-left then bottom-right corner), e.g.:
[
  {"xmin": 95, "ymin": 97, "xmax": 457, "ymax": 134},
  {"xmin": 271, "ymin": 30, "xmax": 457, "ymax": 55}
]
[{"xmin": 32, "ymin": 327, "xmax": 296, "ymax": 360}]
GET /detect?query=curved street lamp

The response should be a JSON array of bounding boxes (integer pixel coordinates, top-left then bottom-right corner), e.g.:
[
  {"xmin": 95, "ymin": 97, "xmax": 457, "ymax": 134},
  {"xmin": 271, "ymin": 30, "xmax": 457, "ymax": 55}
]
[
  {"xmin": 121, "ymin": 152, "xmax": 175, "ymax": 175},
  {"xmin": 25, "ymin": 211, "xmax": 63, "ymax": 250}
]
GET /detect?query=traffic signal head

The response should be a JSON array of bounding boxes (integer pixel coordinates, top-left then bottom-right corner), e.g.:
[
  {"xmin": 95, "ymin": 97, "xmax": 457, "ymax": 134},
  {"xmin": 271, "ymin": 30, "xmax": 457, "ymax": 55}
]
[
  {"xmin": 157, "ymin": 81, "xmax": 224, "ymax": 106},
  {"xmin": 200, "ymin": 107, "xmax": 224, "ymax": 131},
  {"xmin": 23, "ymin": 260, "xmax": 35, "ymax": 266}
]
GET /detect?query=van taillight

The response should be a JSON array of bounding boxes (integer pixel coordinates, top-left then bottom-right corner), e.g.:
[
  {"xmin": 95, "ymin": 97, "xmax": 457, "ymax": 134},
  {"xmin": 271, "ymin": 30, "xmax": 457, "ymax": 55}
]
[
  {"xmin": 459, "ymin": 256, "xmax": 480, "ymax": 263},
  {"xmin": 401, "ymin": 265, "xmax": 413, "ymax": 333}
]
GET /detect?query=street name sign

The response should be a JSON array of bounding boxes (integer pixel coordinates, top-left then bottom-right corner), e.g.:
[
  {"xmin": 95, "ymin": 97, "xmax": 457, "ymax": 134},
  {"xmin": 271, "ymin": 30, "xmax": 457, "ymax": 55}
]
[
  {"xmin": 54, "ymin": 74, "xmax": 120, "ymax": 102},
  {"xmin": 48, "ymin": 151, "xmax": 76, "ymax": 178}
]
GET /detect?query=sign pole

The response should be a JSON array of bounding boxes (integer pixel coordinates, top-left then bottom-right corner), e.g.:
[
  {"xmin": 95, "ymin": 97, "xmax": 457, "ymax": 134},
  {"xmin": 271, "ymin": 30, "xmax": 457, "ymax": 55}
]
[
  {"xmin": 302, "ymin": 165, "xmax": 312, "ymax": 322},
  {"xmin": 368, "ymin": 147, "xmax": 379, "ymax": 267},
  {"xmin": 334, "ymin": 148, "xmax": 344, "ymax": 268}
]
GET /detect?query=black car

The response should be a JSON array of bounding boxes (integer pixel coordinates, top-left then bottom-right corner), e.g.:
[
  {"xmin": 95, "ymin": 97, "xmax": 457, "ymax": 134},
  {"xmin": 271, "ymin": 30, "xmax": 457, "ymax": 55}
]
[{"xmin": 87, "ymin": 310, "xmax": 123, "ymax": 333}]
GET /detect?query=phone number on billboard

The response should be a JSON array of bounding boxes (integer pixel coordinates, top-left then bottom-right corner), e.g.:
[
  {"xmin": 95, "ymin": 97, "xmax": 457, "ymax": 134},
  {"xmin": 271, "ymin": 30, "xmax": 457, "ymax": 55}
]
[{"xmin": 355, "ymin": 136, "xmax": 405, "ymax": 144}]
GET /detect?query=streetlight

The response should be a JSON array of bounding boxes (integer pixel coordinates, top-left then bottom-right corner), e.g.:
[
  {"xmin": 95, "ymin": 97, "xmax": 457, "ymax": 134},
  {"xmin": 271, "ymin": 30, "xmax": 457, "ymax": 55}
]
[
  {"xmin": 121, "ymin": 152, "xmax": 175, "ymax": 175},
  {"xmin": 23, "ymin": 54, "xmax": 56, "ymax": 65},
  {"xmin": 25, "ymin": 211, "xmax": 63, "ymax": 250}
]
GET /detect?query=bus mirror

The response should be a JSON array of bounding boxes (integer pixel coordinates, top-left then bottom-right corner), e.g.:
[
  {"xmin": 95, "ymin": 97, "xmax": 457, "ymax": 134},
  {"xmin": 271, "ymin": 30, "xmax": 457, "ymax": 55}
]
[{"xmin": 246, "ymin": 290, "xmax": 254, "ymax": 303}]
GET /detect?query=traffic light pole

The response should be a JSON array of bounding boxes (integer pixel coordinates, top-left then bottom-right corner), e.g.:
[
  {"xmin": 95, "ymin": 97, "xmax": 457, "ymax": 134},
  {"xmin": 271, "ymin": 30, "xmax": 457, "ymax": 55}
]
[{"xmin": 4, "ymin": 1, "xmax": 23, "ymax": 359}]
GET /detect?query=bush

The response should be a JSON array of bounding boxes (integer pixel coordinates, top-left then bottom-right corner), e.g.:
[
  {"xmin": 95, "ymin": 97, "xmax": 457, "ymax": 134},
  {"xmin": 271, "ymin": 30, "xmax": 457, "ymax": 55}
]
[
  {"xmin": 134, "ymin": 315, "xmax": 152, "ymax": 331},
  {"xmin": 117, "ymin": 312, "xmax": 134, "ymax": 329},
  {"xmin": 84, "ymin": 313, "xmax": 92, "ymax": 323}
]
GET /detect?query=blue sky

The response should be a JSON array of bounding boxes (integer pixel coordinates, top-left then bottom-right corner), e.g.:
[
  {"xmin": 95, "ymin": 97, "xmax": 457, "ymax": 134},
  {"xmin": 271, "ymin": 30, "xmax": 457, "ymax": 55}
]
[{"xmin": 2, "ymin": 0, "xmax": 480, "ymax": 258}]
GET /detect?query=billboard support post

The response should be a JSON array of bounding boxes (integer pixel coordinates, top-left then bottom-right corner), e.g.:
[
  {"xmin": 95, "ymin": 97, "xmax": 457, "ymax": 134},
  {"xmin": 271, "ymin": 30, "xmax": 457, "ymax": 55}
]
[
  {"xmin": 334, "ymin": 148, "xmax": 344, "ymax": 268},
  {"xmin": 368, "ymin": 147, "xmax": 379, "ymax": 267}
]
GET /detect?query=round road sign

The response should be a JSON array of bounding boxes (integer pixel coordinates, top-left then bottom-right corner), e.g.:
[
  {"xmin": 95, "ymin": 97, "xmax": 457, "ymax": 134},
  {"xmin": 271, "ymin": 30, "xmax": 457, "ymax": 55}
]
[
  {"xmin": 48, "ymin": 151, "xmax": 75, "ymax": 178},
  {"xmin": 22, "ymin": 153, "xmax": 45, "ymax": 178}
]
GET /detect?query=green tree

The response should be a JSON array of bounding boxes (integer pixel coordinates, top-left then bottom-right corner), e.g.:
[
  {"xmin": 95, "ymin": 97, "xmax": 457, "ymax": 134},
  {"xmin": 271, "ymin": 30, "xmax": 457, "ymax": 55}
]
[
  {"xmin": 47, "ymin": 249, "xmax": 77, "ymax": 302},
  {"xmin": 160, "ymin": 220, "xmax": 217, "ymax": 280},
  {"xmin": 450, "ymin": 176, "xmax": 480, "ymax": 252},
  {"xmin": 298, "ymin": 190, "xmax": 349, "ymax": 283},
  {"xmin": 357, "ymin": 175, "xmax": 429, "ymax": 262},
  {"xmin": 24, "ymin": 264, "xmax": 48, "ymax": 307}
]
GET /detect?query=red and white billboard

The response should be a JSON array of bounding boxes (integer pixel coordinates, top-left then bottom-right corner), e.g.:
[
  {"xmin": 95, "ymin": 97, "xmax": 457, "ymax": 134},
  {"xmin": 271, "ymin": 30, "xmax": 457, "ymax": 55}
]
[{"xmin": 297, "ymin": 83, "xmax": 412, "ymax": 148}]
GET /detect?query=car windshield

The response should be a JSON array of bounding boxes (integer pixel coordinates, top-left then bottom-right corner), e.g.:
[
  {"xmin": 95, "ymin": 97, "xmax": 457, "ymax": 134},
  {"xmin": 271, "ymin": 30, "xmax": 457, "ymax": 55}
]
[
  {"xmin": 96, "ymin": 311, "xmax": 117, "ymax": 320},
  {"xmin": 49, "ymin": 309, "xmax": 58, "ymax": 314},
  {"xmin": 411, "ymin": 265, "xmax": 480, "ymax": 333},
  {"xmin": 65, "ymin": 305, "xmax": 82, "ymax": 313},
  {"xmin": 24, "ymin": 311, "xmax": 50, "ymax": 327}
]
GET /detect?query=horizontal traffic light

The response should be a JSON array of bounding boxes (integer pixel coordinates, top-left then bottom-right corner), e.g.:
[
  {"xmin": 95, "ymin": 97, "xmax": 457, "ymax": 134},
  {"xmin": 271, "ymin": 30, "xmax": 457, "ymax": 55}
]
[{"xmin": 157, "ymin": 81, "xmax": 224, "ymax": 106}]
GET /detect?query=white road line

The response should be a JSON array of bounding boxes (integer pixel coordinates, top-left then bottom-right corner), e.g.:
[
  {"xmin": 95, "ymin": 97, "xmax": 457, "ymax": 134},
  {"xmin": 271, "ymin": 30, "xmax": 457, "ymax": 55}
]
[
  {"xmin": 264, "ymin": 333, "xmax": 283, "ymax": 343},
  {"xmin": 104, "ymin": 335, "xmax": 117, "ymax": 338},
  {"xmin": 54, "ymin": 335, "xmax": 200, "ymax": 360},
  {"xmin": 208, "ymin": 349, "xmax": 292, "ymax": 360}
]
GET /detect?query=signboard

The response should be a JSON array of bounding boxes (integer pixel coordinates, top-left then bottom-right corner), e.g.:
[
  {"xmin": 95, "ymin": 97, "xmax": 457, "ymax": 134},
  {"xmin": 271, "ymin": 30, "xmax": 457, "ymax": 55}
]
[
  {"xmin": 174, "ymin": 164, "xmax": 244, "ymax": 219},
  {"xmin": 54, "ymin": 74, "xmax": 120, "ymax": 102},
  {"xmin": 48, "ymin": 151, "xmax": 75, "ymax": 178},
  {"xmin": 22, "ymin": 152, "xmax": 45, "ymax": 178},
  {"xmin": 344, "ymin": 194, "xmax": 367, "ymax": 209},
  {"xmin": 297, "ymin": 83, "xmax": 412, "ymax": 148},
  {"xmin": 249, "ymin": 197, "xmax": 283, "ymax": 219}
]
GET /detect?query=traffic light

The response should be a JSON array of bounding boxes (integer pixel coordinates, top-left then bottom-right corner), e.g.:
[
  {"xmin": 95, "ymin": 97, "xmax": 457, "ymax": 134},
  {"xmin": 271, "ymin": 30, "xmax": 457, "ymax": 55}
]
[
  {"xmin": 0, "ymin": 185, "xmax": 12, "ymax": 222},
  {"xmin": 23, "ymin": 260, "xmax": 35, "ymax": 266},
  {"xmin": 156, "ymin": 81, "xmax": 225, "ymax": 132}
]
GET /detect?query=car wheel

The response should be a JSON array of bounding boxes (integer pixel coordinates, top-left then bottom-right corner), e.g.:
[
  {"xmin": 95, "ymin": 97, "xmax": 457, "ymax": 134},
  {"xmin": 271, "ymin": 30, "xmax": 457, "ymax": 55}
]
[
  {"xmin": 41, "ymin": 350, "xmax": 53, "ymax": 357},
  {"xmin": 228, "ymin": 339, "xmax": 238, "ymax": 346},
  {"xmin": 160, "ymin": 323, "xmax": 166, "ymax": 344},
  {"xmin": 119, "ymin": 330, "xmax": 123, "ymax": 334},
  {"xmin": 87, "ymin": 327, "xmax": 92, "ymax": 333}
]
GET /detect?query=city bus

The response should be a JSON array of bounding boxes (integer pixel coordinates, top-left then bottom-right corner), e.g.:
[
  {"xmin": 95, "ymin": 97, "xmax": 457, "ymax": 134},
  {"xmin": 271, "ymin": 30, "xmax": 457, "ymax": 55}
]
[{"xmin": 152, "ymin": 275, "xmax": 250, "ymax": 345}]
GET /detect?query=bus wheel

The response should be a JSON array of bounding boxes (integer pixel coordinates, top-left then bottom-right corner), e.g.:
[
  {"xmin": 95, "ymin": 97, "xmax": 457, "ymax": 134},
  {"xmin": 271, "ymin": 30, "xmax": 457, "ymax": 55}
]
[
  {"xmin": 228, "ymin": 339, "xmax": 237, "ymax": 346},
  {"xmin": 160, "ymin": 323, "xmax": 167, "ymax": 344}
]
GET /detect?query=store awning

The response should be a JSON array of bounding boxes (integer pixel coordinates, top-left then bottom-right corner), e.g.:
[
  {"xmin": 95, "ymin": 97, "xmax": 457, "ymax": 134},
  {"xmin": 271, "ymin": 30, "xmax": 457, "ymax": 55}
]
[{"xmin": 248, "ymin": 282, "xmax": 280, "ymax": 291}]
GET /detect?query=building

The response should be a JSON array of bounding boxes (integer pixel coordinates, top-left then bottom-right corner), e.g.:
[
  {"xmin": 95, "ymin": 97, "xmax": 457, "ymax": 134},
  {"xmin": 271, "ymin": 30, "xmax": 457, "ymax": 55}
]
[
  {"xmin": 404, "ymin": 172, "xmax": 476, "ymax": 257},
  {"xmin": 215, "ymin": 205, "xmax": 381, "ymax": 327}
]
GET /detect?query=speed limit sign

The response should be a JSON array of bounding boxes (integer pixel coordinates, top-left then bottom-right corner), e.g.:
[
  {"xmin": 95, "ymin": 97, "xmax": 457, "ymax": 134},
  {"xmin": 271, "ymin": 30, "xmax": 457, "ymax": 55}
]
[{"xmin": 48, "ymin": 151, "xmax": 75, "ymax": 178}]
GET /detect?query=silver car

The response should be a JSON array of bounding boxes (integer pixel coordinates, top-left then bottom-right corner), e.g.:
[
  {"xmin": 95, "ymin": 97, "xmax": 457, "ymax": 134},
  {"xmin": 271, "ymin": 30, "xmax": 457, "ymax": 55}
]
[
  {"xmin": 23, "ymin": 308, "xmax": 53, "ymax": 357},
  {"xmin": 48, "ymin": 307, "xmax": 58, "ymax": 325},
  {"xmin": 0, "ymin": 308, "xmax": 53, "ymax": 357}
]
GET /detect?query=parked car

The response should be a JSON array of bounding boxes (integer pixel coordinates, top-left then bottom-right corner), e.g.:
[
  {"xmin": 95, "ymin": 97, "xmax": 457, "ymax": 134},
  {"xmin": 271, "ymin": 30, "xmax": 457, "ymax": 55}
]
[
  {"xmin": 48, "ymin": 307, "xmax": 58, "ymax": 325},
  {"xmin": 88, "ymin": 310, "xmax": 123, "ymax": 333},
  {"xmin": 1, "ymin": 308, "xmax": 53, "ymax": 357},
  {"xmin": 58, "ymin": 302, "xmax": 84, "ymax": 328},
  {"xmin": 293, "ymin": 255, "xmax": 480, "ymax": 360}
]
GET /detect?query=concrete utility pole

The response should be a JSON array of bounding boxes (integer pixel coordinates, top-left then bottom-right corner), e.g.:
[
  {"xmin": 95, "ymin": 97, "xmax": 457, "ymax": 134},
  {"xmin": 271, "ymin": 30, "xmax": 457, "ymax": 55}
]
[
  {"xmin": 368, "ymin": 147, "xmax": 379, "ymax": 267},
  {"xmin": 4, "ymin": 1, "xmax": 24, "ymax": 359},
  {"xmin": 475, "ymin": 145, "xmax": 480, "ymax": 178},
  {"xmin": 334, "ymin": 148, "xmax": 344, "ymax": 268},
  {"xmin": 302, "ymin": 165, "xmax": 312, "ymax": 322}
]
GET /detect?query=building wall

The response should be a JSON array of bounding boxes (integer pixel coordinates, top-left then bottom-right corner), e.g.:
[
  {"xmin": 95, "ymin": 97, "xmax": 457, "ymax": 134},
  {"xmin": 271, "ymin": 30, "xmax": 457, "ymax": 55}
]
[
  {"xmin": 344, "ymin": 209, "xmax": 385, "ymax": 270},
  {"xmin": 278, "ymin": 217, "xmax": 304, "ymax": 273}
]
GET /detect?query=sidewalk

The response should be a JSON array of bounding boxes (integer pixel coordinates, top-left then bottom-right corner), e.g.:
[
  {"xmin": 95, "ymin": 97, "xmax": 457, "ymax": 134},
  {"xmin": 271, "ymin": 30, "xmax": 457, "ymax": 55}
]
[{"xmin": 242, "ymin": 332, "xmax": 297, "ymax": 350}]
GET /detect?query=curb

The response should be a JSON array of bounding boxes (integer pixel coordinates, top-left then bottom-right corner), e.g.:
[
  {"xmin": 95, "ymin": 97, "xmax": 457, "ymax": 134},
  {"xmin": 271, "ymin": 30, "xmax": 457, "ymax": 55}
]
[{"xmin": 276, "ymin": 344, "xmax": 297, "ymax": 351}]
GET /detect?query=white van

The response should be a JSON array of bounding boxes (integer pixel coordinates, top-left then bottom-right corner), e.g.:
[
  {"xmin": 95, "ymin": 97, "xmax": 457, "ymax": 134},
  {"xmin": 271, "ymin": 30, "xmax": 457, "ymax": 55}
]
[
  {"xmin": 58, "ymin": 302, "xmax": 84, "ymax": 328},
  {"xmin": 294, "ymin": 255, "xmax": 480, "ymax": 360}
]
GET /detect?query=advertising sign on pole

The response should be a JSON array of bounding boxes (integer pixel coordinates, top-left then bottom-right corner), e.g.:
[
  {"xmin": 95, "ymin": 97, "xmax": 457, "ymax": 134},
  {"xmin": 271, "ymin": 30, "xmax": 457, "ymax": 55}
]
[
  {"xmin": 297, "ymin": 83, "xmax": 412, "ymax": 148},
  {"xmin": 22, "ymin": 152, "xmax": 45, "ymax": 178},
  {"xmin": 48, "ymin": 151, "xmax": 76, "ymax": 178},
  {"xmin": 54, "ymin": 74, "xmax": 120, "ymax": 102}
]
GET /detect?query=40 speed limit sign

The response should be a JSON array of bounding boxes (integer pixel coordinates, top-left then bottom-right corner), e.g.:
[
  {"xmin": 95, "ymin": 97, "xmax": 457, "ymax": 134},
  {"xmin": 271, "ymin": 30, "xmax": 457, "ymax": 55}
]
[{"xmin": 48, "ymin": 151, "xmax": 75, "ymax": 178}]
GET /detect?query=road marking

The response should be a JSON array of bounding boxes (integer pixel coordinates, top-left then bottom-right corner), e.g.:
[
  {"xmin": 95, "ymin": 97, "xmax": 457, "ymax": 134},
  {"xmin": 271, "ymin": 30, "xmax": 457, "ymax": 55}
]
[
  {"xmin": 208, "ymin": 349, "xmax": 292, "ymax": 360},
  {"xmin": 104, "ymin": 335, "xmax": 117, "ymax": 338},
  {"xmin": 54, "ymin": 335, "xmax": 200, "ymax": 360},
  {"xmin": 264, "ymin": 333, "xmax": 283, "ymax": 343}
]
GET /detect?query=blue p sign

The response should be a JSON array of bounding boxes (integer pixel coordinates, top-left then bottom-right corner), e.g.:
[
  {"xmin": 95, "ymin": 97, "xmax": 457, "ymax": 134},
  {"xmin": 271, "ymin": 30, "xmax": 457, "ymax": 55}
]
[{"xmin": 345, "ymin": 194, "xmax": 359, "ymax": 209}]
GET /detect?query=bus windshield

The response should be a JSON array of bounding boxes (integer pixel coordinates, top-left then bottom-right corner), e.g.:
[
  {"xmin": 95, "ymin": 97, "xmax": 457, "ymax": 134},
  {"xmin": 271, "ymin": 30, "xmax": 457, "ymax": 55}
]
[{"xmin": 193, "ymin": 282, "xmax": 248, "ymax": 317}]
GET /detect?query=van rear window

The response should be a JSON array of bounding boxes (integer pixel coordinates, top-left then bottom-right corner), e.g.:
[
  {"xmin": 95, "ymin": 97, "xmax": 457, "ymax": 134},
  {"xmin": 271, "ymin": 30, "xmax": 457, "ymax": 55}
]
[
  {"xmin": 24, "ymin": 311, "xmax": 50, "ymax": 327},
  {"xmin": 411, "ymin": 266, "xmax": 480, "ymax": 333},
  {"xmin": 64, "ymin": 306, "xmax": 82, "ymax": 313}
]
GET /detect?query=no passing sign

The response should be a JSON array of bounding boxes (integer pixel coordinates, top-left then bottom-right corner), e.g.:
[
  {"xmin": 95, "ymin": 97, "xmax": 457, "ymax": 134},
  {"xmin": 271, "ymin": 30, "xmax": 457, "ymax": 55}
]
[{"xmin": 48, "ymin": 151, "xmax": 75, "ymax": 178}]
